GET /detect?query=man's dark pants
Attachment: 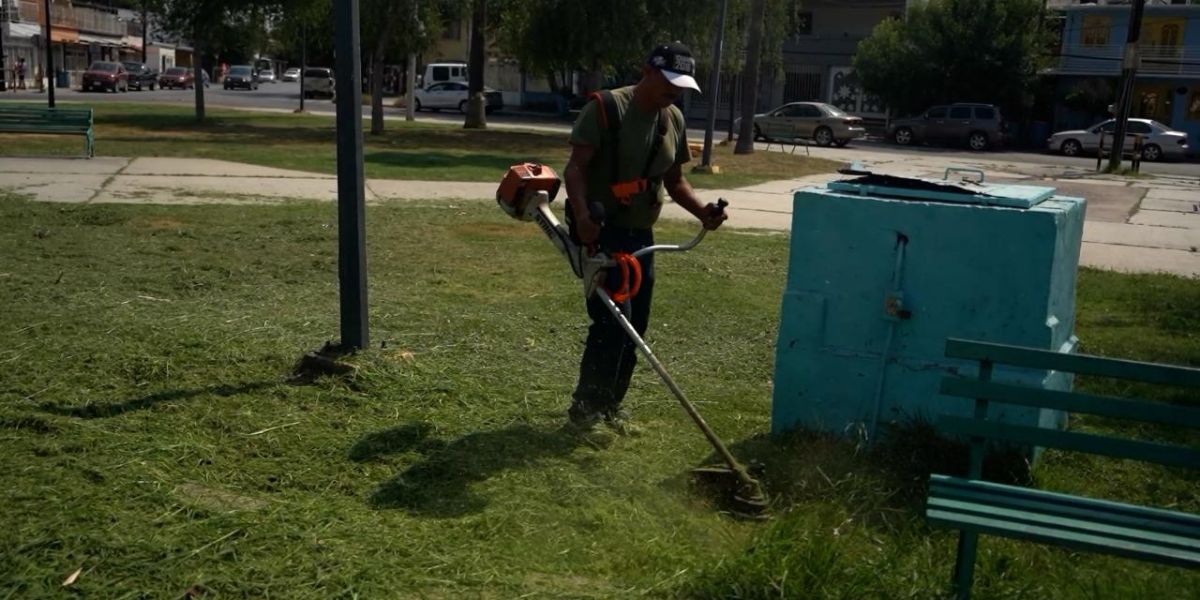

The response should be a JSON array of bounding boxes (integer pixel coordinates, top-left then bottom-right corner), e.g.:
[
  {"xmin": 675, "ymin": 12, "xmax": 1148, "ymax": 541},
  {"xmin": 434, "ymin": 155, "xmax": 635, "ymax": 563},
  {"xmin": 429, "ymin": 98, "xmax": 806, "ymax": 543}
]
[{"xmin": 572, "ymin": 225, "xmax": 656, "ymax": 414}]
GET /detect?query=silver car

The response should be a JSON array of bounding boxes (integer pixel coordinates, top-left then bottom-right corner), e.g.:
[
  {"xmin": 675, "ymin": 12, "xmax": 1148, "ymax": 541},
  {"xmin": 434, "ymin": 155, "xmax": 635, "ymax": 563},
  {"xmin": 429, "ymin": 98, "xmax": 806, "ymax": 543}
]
[
  {"xmin": 746, "ymin": 102, "xmax": 866, "ymax": 147},
  {"xmin": 1049, "ymin": 118, "xmax": 1189, "ymax": 162}
]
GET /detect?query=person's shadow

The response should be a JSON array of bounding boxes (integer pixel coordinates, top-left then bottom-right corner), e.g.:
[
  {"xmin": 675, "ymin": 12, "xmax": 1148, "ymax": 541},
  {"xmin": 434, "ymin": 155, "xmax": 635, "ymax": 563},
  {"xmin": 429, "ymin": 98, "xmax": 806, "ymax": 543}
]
[{"xmin": 350, "ymin": 421, "xmax": 598, "ymax": 518}]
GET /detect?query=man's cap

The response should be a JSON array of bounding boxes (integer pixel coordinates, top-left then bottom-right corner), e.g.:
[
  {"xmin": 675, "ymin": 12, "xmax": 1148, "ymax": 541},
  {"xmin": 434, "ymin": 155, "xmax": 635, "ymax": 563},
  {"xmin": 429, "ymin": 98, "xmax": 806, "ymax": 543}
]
[{"xmin": 648, "ymin": 42, "xmax": 700, "ymax": 93}]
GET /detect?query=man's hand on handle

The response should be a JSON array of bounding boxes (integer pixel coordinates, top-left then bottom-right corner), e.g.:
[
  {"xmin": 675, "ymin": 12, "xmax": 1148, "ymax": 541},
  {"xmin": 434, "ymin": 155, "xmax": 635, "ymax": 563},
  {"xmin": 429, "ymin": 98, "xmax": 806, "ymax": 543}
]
[{"xmin": 700, "ymin": 200, "xmax": 728, "ymax": 231}]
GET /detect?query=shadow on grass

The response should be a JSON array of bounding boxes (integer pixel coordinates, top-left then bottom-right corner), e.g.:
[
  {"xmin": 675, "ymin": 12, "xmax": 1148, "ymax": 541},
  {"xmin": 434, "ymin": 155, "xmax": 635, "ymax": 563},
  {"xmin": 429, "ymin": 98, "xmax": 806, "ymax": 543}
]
[
  {"xmin": 40, "ymin": 381, "xmax": 277, "ymax": 419},
  {"xmin": 352, "ymin": 421, "xmax": 589, "ymax": 518}
]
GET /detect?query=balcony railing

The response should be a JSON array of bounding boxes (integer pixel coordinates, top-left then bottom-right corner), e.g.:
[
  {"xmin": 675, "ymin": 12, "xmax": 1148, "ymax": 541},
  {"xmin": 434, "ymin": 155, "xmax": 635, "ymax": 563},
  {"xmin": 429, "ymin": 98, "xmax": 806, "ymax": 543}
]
[
  {"xmin": 1053, "ymin": 42, "xmax": 1200, "ymax": 77},
  {"xmin": 12, "ymin": 0, "xmax": 124, "ymax": 36}
]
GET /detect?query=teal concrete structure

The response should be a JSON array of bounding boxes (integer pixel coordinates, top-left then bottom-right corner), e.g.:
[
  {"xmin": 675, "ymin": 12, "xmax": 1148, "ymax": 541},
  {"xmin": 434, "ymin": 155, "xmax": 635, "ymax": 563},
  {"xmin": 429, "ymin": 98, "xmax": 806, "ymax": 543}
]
[{"xmin": 771, "ymin": 171, "xmax": 1087, "ymax": 438}]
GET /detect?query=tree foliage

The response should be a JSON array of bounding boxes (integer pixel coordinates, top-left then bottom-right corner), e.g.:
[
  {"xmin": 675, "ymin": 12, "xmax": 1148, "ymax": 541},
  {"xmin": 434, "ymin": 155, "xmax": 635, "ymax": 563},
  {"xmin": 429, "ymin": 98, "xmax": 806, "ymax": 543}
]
[
  {"xmin": 491, "ymin": 0, "xmax": 794, "ymax": 95},
  {"xmin": 853, "ymin": 0, "xmax": 1047, "ymax": 116}
]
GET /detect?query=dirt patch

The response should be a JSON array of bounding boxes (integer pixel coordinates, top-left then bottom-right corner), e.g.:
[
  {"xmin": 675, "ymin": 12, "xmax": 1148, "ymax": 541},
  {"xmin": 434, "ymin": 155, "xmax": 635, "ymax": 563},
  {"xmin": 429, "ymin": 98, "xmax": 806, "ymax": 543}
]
[
  {"xmin": 133, "ymin": 216, "xmax": 186, "ymax": 230},
  {"xmin": 175, "ymin": 483, "xmax": 269, "ymax": 512},
  {"xmin": 450, "ymin": 222, "xmax": 540, "ymax": 240}
]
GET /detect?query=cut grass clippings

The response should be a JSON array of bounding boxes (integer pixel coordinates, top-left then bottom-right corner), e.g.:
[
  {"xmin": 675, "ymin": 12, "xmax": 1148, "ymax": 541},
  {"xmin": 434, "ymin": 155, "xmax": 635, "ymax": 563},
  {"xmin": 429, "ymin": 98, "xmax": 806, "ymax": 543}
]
[
  {"xmin": 0, "ymin": 101, "xmax": 840, "ymax": 189},
  {"xmin": 0, "ymin": 195, "xmax": 1196, "ymax": 598}
]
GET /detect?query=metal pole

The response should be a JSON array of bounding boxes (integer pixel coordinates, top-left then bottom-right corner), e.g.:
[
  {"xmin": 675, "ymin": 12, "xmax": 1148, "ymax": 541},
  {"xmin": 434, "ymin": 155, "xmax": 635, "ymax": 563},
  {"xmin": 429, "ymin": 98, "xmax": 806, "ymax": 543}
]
[
  {"xmin": 1, "ymin": 0, "xmax": 8, "ymax": 92},
  {"xmin": 1106, "ymin": 0, "xmax": 1146, "ymax": 172},
  {"xmin": 700, "ymin": 0, "xmax": 728, "ymax": 168},
  {"xmin": 140, "ymin": 3, "xmax": 147, "ymax": 64},
  {"xmin": 334, "ymin": 0, "xmax": 369, "ymax": 350},
  {"xmin": 43, "ymin": 0, "xmax": 53, "ymax": 107}
]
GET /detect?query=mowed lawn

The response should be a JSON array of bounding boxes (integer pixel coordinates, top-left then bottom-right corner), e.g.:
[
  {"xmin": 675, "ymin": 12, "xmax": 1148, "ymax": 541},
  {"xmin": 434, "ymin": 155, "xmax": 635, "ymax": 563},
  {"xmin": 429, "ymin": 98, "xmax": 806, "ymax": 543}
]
[
  {"xmin": 0, "ymin": 101, "xmax": 840, "ymax": 189},
  {"xmin": 0, "ymin": 195, "xmax": 1196, "ymax": 598}
]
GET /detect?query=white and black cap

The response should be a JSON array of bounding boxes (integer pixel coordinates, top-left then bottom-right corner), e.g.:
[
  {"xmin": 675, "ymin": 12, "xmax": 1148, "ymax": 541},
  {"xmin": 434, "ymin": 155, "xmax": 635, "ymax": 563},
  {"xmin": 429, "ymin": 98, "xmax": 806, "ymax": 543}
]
[{"xmin": 648, "ymin": 42, "xmax": 700, "ymax": 93}]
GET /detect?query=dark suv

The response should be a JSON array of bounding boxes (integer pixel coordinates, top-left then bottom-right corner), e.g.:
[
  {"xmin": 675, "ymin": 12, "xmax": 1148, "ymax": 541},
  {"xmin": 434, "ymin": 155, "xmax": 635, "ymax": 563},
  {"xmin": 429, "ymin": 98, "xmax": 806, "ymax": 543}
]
[
  {"xmin": 122, "ymin": 62, "xmax": 158, "ymax": 91},
  {"xmin": 888, "ymin": 103, "xmax": 1008, "ymax": 151}
]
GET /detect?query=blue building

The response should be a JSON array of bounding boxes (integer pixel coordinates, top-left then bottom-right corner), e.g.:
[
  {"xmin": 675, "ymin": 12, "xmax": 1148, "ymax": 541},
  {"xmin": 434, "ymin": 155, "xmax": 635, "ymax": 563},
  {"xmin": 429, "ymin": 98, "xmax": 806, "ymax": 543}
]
[{"xmin": 1050, "ymin": 1, "xmax": 1200, "ymax": 146}]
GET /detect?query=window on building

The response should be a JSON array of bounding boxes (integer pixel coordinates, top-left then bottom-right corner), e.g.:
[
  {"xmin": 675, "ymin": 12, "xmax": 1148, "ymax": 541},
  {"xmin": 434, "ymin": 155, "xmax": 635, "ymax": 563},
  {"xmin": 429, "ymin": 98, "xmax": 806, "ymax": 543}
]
[
  {"xmin": 791, "ymin": 11, "xmax": 813, "ymax": 36},
  {"xmin": 1160, "ymin": 24, "xmax": 1182, "ymax": 47},
  {"xmin": 1188, "ymin": 89, "xmax": 1200, "ymax": 120},
  {"xmin": 442, "ymin": 19, "xmax": 461, "ymax": 40},
  {"xmin": 1081, "ymin": 15, "xmax": 1110, "ymax": 47}
]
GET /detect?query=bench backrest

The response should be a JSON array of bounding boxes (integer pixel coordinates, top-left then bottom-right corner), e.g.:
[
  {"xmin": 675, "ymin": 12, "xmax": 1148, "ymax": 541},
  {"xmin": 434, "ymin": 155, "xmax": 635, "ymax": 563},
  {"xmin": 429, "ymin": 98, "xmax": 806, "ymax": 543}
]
[
  {"xmin": 939, "ymin": 338, "xmax": 1200, "ymax": 478},
  {"xmin": 0, "ymin": 105, "xmax": 93, "ymax": 129}
]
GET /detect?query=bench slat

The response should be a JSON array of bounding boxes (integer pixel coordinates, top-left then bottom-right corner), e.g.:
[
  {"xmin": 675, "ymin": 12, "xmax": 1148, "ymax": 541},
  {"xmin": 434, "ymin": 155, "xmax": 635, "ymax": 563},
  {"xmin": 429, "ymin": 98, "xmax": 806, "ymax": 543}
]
[
  {"xmin": 945, "ymin": 338, "xmax": 1200, "ymax": 388},
  {"xmin": 927, "ymin": 506, "xmax": 1200, "ymax": 568},
  {"xmin": 940, "ymin": 378, "xmax": 1200, "ymax": 428},
  {"xmin": 937, "ymin": 415, "xmax": 1200, "ymax": 469},
  {"xmin": 930, "ymin": 475, "xmax": 1200, "ymax": 541}
]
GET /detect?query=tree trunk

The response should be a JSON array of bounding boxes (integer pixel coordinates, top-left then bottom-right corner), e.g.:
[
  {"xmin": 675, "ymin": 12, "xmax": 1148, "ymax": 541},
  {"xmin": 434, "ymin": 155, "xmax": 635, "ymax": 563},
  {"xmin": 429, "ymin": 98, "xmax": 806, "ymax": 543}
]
[
  {"xmin": 734, "ymin": 0, "xmax": 766, "ymax": 154},
  {"xmin": 370, "ymin": 55, "xmax": 385, "ymax": 135},
  {"xmin": 369, "ymin": 11, "xmax": 398, "ymax": 135},
  {"xmin": 193, "ymin": 34, "xmax": 205, "ymax": 122},
  {"xmin": 463, "ymin": 0, "xmax": 487, "ymax": 129}
]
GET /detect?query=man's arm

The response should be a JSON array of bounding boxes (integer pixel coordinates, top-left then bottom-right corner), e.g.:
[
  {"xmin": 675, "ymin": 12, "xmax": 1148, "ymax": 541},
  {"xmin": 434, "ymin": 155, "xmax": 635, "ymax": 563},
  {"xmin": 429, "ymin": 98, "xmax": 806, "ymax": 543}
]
[
  {"xmin": 564, "ymin": 143, "xmax": 600, "ymax": 244},
  {"xmin": 663, "ymin": 164, "xmax": 727, "ymax": 230}
]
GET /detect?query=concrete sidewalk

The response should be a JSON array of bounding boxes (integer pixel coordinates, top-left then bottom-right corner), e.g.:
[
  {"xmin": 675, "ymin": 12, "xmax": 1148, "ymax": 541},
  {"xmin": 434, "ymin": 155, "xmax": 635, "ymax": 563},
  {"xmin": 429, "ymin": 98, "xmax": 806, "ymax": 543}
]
[{"xmin": 1, "ymin": 155, "xmax": 1197, "ymax": 277}]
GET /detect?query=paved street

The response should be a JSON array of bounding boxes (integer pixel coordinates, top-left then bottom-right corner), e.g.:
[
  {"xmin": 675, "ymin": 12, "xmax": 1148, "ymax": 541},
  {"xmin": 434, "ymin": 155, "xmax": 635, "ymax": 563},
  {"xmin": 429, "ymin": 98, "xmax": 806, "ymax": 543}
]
[
  {"xmin": 5, "ymin": 84, "xmax": 1198, "ymax": 177},
  {"xmin": 1, "ymin": 155, "xmax": 1196, "ymax": 277}
]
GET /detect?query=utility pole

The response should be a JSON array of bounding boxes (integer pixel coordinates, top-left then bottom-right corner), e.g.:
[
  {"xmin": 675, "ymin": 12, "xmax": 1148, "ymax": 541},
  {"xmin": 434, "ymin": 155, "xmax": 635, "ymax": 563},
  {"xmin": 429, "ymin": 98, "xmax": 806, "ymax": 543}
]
[
  {"xmin": 1107, "ymin": 0, "xmax": 1146, "ymax": 172},
  {"xmin": 140, "ymin": 2, "xmax": 147, "ymax": 64},
  {"xmin": 697, "ymin": 0, "xmax": 729, "ymax": 172},
  {"xmin": 1, "ymin": 0, "xmax": 8, "ymax": 92},
  {"xmin": 43, "ymin": 0, "xmax": 54, "ymax": 107},
  {"xmin": 333, "ymin": 0, "xmax": 369, "ymax": 350}
]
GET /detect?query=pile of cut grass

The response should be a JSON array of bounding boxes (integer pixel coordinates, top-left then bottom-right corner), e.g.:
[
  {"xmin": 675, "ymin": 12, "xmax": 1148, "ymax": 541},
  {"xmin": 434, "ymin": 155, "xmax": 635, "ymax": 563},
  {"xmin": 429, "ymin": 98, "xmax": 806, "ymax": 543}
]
[{"xmin": 0, "ymin": 195, "xmax": 1195, "ymax": 598}]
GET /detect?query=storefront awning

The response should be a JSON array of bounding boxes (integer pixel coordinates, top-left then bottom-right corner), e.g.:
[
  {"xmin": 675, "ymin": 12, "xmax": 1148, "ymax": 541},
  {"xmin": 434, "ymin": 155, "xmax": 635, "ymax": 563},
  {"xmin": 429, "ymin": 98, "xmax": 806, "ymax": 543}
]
[
  {"xmin": 78, "ymin": 33, "xmax": 123, "ymax": 47},
  {"xmin": 4, "ymin": 22, "xmax": 43, "ymax": 40},
  {"xmin": 51, "ymin": 29, "xmax": 80, "ymax": 44}
]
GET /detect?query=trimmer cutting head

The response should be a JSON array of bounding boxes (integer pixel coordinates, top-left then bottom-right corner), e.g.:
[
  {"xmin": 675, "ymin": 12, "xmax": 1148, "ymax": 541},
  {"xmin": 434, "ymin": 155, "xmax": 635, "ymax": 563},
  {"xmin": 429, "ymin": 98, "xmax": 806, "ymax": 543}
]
[{"xmin": 691, "ymin": 465, "xmax": 770, "ymax": 520}]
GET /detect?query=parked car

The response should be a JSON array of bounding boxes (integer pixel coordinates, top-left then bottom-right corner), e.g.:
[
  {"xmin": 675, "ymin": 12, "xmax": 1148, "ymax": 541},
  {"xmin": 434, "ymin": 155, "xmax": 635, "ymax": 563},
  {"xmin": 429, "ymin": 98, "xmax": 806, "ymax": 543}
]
[
  {"xmin": 739, "ymin": 102, "xmax": 866, "ymax": 147},
  {"xmin": 302, "ymin": 67, "xmax": 335, "ymax": 99},
  {"xmin": 889, "ymin": 103, "xmax": 1008, "ymax": 151},
  {"xmin": 224, "ymin": 65, "xmax": 258, "ymax": 91},
  {"xmin": 82, "ymin": 62, "xmax": 128, "ymax": 93},
  {"xmin": 282, "ymin": 67, "xmax": 301, "ymax": 82},
  {"xmin": 414, "ymin": 81, "xmax": 503, "ymax": 114},
  {"xmin": 420, "ymin": 61, "xmax": 467, "ymax": 88},
  {"xmin": 258, "ymin": 69, "xmax": 277, "ymax": 83},
  {"xmin": 158, "ymin": 66, "xmax": 194, "ymax": 89},
  {"xmin": 1048, "ymin": 118, "xmax": 1189, "ymax": 163},
  {"xmin": 122, "ymin": 61, "xmax": 158, "ymax": 91}
]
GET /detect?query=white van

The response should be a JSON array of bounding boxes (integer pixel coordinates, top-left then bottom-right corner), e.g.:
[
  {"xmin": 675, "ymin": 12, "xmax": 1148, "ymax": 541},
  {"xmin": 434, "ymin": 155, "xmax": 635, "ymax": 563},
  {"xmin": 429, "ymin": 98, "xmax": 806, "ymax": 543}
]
[{"xmin": 421, "ymin": 62, "xmax": 467, "ymax": 89}]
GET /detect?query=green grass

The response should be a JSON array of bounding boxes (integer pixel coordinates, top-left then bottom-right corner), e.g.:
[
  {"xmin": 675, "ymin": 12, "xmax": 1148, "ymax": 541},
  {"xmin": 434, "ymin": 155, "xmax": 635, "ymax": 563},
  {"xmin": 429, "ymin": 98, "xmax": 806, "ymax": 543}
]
[
  {"xmin": 0, "ymin": 195, "xmax": 1196, "ymax": 598},
  {"xmin": 0, "ymin": 101, "xmax": 839, "ymax": 189}
]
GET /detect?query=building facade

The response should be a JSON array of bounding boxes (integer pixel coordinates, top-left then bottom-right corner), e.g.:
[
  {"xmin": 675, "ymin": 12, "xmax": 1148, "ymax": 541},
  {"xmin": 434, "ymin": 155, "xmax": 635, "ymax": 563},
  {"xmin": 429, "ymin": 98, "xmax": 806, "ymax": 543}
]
[{"xmin": 1049, "ymin": 1, "xmax": 1200, "ymax": 143}]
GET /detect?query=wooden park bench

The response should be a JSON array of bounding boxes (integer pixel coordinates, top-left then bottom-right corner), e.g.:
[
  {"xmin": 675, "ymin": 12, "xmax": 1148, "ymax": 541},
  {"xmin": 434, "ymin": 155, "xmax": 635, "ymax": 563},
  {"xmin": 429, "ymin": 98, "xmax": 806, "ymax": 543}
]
[
  {"xmin": 0, "ymin": 104, "xmax": 95, "ymax": 158},
  {"xmin": 926, "ymin": 338, "xmax": 1200, "ymax": 599}
]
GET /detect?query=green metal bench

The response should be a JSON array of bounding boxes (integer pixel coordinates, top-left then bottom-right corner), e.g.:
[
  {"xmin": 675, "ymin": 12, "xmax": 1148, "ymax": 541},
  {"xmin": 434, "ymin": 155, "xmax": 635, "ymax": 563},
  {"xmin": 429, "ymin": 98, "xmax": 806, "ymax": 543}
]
[
  {"xmin": 0, "ymin": 104, "xmax": 95, "ymax": 158},
  {"xmin": 926, "ymin": 338, "xmax": 1200, "ymax": 599}
]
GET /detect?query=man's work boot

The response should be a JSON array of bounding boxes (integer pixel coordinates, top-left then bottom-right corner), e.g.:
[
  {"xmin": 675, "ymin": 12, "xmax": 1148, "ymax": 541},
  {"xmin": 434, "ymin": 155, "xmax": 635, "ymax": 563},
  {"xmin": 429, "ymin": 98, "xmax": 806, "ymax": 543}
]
[
  {"xmin": 603, "ymin": 407, "xmax": 643, "ymax": 437},
  {"xmin": 567, "ymin": 399, "xmax": 604, "ymax": 431}
]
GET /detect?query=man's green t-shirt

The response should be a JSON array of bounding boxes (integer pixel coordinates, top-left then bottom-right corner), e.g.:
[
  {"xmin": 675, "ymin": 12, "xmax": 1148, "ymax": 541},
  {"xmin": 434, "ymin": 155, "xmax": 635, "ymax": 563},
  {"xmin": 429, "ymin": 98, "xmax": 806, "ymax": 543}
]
[{"xmin": 569, "ymin": 86, "xmax": 691, "ymax": 229}]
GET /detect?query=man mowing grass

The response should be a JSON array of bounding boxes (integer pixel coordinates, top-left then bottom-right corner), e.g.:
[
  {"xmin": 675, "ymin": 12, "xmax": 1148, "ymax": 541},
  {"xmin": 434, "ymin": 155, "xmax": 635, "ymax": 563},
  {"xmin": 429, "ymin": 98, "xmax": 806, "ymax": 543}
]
[{"xmin": 563, "ymin": 42, "xmax": 728, "ymax": 435}]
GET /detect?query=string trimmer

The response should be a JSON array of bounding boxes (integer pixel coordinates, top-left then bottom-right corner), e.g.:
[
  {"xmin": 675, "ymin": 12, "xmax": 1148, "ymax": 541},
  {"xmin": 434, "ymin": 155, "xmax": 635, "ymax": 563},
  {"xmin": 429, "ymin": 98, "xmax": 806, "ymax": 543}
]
[{"xmin": 496, "ymin": 163, "xmax": 769, "ymax": 518}]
